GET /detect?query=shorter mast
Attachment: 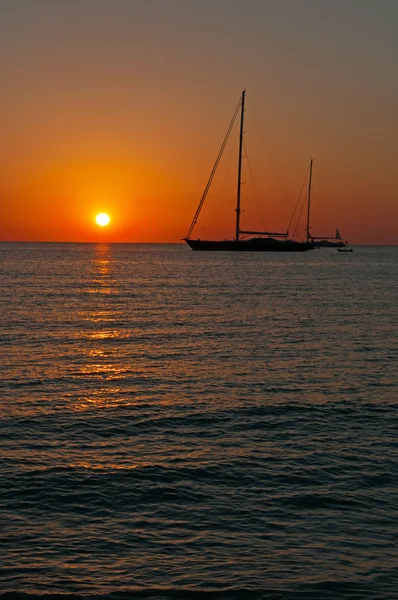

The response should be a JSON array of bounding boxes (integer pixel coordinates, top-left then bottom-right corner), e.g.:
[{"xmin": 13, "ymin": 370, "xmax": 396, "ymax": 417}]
[
  {"xmin": 235, "ymin": 89, "xmax": 246, "ymax": 241},
  {"xmin": 306, "ymin": 158, "xmax": 313, "ymax": 243}
]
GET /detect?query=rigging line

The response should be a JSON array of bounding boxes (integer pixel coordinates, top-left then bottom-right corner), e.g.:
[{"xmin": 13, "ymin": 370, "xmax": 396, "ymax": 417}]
[
  {"xmin": 292, "ymin": 168, "xmax": 311, "ymax": 237},
  {"xmin": 287, "ymin": 163, "xmax": 310, "ymax": 235},
  {"xmin": 288, "ymin": 165, "xmax": 309, "ymax": 234},
  {"xmin": 185, "ymin": 96, "xmax": 242, "ymax": 240},
  {"xmin": 292, "ymin": 194, "xmax": 307, "ymax": 238},
  {"xmin": 246, "ymin": 97, "xmax": 290, "ymax": 208},
  {"xmin": 242, "ymin": 139, "xmax": 267, "ymax": 232}
]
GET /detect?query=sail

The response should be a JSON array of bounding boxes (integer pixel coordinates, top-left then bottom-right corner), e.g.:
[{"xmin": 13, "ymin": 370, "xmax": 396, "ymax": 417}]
[{"xmin": 335, "ymin": 228, "xmax": 342, "ymax": 240}]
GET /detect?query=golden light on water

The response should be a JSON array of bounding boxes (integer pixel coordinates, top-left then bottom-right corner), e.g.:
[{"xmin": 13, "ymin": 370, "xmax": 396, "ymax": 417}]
[{"xmin": 95, "ymin": 213, "xmax": 110, "ymax": 227}]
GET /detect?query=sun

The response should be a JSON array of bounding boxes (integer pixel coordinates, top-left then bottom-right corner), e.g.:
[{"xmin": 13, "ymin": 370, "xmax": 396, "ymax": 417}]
[{"xmin": 95, "ymin": 213, "xmax": 110, "ymax": 227}]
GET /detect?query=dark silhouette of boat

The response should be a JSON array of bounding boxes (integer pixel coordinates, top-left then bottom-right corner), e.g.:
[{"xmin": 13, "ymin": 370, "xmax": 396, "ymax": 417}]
[
  {"xmin": 184, "ymin": 90, "xmax": 313, "ymax": 252},
  {"xmin": 310, "ymin": 228, "xmax": 346, "ymax": 247},
  {"xmin": 186, "ymin": 237, "xmax": 311, "ymax": 251},
  {"xmin": 337, "ymin": 248, "xmax": 353, "ymax": 253},
  {"xmin": 305, "ymin": 159, "xmax": 347, "ymax": 248},
  {"xmin": 311, "ymin": 230, "xmax": 346, "ymax": 247}
]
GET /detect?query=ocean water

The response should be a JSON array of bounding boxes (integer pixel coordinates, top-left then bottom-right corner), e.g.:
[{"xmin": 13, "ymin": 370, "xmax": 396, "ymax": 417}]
[{"xmin": 0, "ymin": 242, "xmax": 397, "ymax": 600}]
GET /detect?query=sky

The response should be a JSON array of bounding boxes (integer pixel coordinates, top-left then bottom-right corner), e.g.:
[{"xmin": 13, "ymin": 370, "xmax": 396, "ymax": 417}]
[{"xmin": 0, "ymin": 0, "xmax": 397, "ymax": 244}]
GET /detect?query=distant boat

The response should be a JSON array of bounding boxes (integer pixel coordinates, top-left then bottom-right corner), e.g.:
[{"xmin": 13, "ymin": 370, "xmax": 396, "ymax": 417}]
[
  {"xmin": 337, "ymin": 248, "xmax": 353, "ymax": 253},
  {"xmin": 311, "ymin": 228, "xmax": 347, "ymax": 248},
  {"xmin": 184, "ymin": 90, "xmax": 313, "ymax": 252},
  {"xmin": 305, "ymin": 160, "xmax": 347, "ymax": 248}
]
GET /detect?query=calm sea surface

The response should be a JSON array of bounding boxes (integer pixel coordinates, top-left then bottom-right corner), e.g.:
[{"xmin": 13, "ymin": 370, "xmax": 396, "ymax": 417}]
[{"xmin": 1, "ymin": 243, "xmax": 397, "ymax": 600}]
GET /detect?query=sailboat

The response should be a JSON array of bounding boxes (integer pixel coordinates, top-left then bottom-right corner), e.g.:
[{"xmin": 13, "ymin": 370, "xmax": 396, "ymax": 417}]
[
  {"xmin": 310, "ymin": 228, "xmax": 347, "ymax": 248},
  {"xmin": 305, "ymin": 160, "xmax": 346, "ymax": 248},
  {"xmin": 184, "ymin": 90, "xmax": 314, "ymax": 252}
]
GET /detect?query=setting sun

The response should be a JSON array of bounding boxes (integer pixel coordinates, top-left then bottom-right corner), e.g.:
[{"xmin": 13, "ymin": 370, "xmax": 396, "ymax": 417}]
[{"xmin": 95, "ymin": 213, "xmax": 110, "ymax": 227}]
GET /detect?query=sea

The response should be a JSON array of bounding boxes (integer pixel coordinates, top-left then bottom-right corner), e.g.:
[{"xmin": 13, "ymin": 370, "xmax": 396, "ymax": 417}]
[{"xmin": 0, "ymin": 243, "xmax": 397, "ymax": 600}]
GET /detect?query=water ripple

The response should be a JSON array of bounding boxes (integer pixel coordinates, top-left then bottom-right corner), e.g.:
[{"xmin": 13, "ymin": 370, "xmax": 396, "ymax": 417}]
[{"xmin": 0, "ymin": 244, "xmax": 397, "ymax": 598}]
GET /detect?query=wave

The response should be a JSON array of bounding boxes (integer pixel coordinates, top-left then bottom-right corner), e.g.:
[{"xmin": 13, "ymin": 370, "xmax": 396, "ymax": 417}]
[{"xmin": 1, "ymin": 580, "xmax": 396, "ymax": 600}]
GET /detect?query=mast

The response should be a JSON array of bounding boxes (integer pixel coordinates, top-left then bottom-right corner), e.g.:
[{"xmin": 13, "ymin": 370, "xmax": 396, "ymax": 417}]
[
  {"xmin": 235, "ymin": 89, "xmax": 246, "ymax": 241},
  {"xmin": 185, "ymin": 95, "xmax": 242, "ymax": 241},
  {"xmin": 306, "ymin": 158, "xmax": 313, "ymax": 243}
]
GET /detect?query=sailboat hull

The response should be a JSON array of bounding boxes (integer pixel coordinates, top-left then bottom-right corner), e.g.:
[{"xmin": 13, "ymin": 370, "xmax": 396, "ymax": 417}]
[
  {"xmin": 184, "ymin": 238, "xmax": 314, "ymax": 252},
  {"xmin": 312, "ymin": 240, "xmax": 346, "ymax": 248}
]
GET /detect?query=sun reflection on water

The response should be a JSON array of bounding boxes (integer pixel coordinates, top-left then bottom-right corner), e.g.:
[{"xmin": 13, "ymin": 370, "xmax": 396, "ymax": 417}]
[
  {"xmin": 71, "ymin": 244, "xmax": 131, "ymax": 413},
  {"xmin": 86, "ymin": 243, "xmax": 118, "ymax": 296}
]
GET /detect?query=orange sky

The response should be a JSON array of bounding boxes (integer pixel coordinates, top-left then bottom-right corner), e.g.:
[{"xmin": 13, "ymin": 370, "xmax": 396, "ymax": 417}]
[{"xmin": 0, "ymin": 1, "xmax": 397, "ymax": 244}]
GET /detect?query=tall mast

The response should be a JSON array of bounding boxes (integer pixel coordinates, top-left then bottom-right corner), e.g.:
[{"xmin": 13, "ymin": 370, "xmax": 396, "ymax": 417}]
[
  {"xmin": 306, "ymin": 158, "xmax": 313, "ymax": 243},
  {"xmin": 235, "ymin": 89, "xmax": 245, "ymax": 241}
]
